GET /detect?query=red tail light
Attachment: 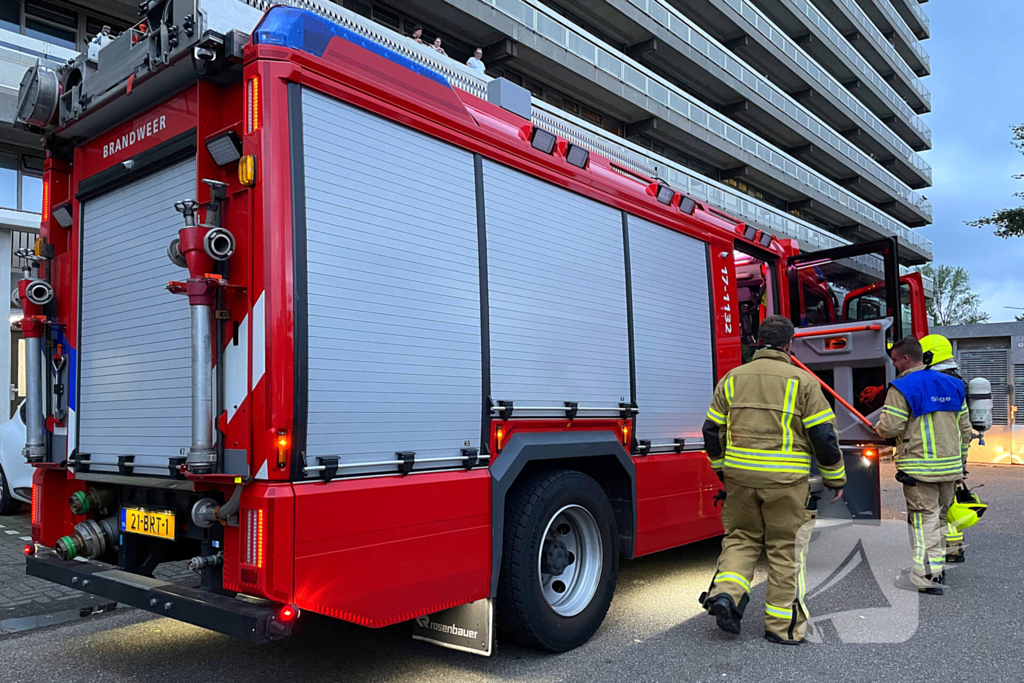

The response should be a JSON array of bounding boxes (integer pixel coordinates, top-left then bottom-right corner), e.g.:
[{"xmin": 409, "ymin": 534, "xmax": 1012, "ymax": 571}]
[
  {"xmin": 278, "ymin": 604, "xmax": 298, "ymax": 622},
  {"xmin": 24, "ymin": 544, "xmax": 34, "ymax": 556}
]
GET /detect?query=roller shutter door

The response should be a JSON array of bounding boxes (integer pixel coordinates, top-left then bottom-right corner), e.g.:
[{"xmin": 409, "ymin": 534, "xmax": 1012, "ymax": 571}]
[
  {"xmin": 78, "ymin": 157, "xmax": 195, "ymax": 469},
  {"xmin": 960, "ymin": 348, "xmax": 1008, "ymax": 425},
  {"xmin": 628, "ymin": 215, "xmax": 713, "ymax": 442},
  {"xmin": 482, "ymin": 159, "xmax": 630, "ymax": 410},
  {"xmin": 301, "ymin": 88, "xmax": 481, "ymax": 476}
]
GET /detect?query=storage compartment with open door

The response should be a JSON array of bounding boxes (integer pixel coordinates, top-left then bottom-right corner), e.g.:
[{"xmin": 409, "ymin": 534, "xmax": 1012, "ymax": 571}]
[{"xmin": 786, "ymin": 237, "xmax": 926, "ymax": 522}]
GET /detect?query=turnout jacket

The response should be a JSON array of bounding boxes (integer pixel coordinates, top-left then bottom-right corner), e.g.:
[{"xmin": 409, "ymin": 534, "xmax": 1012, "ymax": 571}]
[
  {"xmin": 703, "ymin": 348, "xmax": 846, "ymax": 489},
  {"xmin": 875, "ymin": 365, "xmax": 972, "ymax": 483}
]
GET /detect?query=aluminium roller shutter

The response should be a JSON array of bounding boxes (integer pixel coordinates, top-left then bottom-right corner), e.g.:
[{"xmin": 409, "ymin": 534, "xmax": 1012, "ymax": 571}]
[
  {"xmin": 482, "ymin": 159, "xmax": 630, "ymax": 411},
  {"xmin": 301, "ymin": 88, "xmax": 481, "ymax": 476},
  {"xmin": 78, "ymin": 157, "xmax": 195, "ymax": 470},
  {"xmin": 627, "ymin": 215, "xmax": 714, "ymax": 442}
]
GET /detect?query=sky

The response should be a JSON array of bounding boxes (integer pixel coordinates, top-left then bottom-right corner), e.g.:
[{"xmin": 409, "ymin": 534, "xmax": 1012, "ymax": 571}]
[{"xmin": 919, "ymin": 1, "xmax": 1024, "ymax": 321}]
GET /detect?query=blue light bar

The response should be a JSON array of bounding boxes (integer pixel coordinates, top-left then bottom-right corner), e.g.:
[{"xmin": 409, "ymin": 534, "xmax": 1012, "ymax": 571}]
[{"xmin": 253, "ymin": 7, "xmax": 451, "ymax": 89}]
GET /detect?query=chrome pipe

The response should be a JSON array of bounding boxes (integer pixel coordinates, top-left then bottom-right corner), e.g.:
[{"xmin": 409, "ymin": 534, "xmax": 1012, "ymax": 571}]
[
  {"xmin": 22, "ymin": 335, "xmax": 46, "ymax": 461},
  {"xmin": 187, "ymin": 303, "xmax": 216, "ymax": 473}
]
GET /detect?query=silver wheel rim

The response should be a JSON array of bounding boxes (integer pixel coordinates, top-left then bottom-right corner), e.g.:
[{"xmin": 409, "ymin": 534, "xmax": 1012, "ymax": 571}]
[{"xmin": 537, "ymin": 504, "xmax": 603, "ymax": 617}]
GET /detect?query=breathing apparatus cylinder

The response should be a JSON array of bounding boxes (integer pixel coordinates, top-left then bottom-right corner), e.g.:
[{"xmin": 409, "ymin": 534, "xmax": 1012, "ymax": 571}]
[{"xmin": 967, "ymin": 377, "xmax": 993, "ymax": 443}]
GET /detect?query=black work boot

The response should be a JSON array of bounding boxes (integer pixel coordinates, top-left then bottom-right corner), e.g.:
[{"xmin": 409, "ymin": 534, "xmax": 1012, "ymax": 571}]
[
  {"xmin": 706, "ymin": 594, "xmax": 742, "ymax": 635},
  {"xmin": 894, "ymin": 569, "xmax": 942, "ymax": 595},
  {"xmin": 764, "ymin": 631, "xmax": 803, "ymax": 646}
]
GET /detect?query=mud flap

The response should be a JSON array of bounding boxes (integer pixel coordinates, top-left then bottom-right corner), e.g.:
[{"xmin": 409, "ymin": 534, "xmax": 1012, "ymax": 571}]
[{"xmin": 412, "ymin": 598, "xmax": 493, "ymax": 656}]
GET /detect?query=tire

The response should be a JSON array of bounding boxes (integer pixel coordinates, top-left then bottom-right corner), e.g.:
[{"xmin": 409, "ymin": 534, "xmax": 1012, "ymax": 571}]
[
  {"xmin": 0, "ymin": 464, "xmax": 22, "ymax": 515},
  {"xmin": 498, "ymin": 469, "xmax": 619, "ymax": 652}
]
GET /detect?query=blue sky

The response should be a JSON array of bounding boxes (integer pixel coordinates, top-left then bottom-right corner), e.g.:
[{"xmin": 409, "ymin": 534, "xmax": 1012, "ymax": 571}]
[{"xmin": 920, "ymin": 1, "xmax": 1024, "ymax": 321}]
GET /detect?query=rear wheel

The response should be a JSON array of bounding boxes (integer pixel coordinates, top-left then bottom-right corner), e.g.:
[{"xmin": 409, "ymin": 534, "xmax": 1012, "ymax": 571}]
[
  {"xmin": 498, "ymin": 469, "xmax": 618, "ymax": 651},
  {"xmin": 0, "ymin": 464, "xmax": 23, "ymax": 515}
]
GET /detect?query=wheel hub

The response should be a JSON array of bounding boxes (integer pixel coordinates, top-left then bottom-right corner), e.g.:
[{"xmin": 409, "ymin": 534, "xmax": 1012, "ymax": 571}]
[
  {"xmin": 537, "ymin": 504, "xmax": 603, "ymax": 617},
  {"xmin": 541, "ymin": 538, "xmax": 570, "ymax": 576}
]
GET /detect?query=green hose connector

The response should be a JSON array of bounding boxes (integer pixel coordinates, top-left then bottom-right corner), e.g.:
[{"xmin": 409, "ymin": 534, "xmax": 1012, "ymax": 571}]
[
  {"xmin": 69, "ymin": 491, "xmax": 91, "ymax": 515},
  {"xmin": 55, "ymin": 535, "xmax": 78, "ymax": 560}
]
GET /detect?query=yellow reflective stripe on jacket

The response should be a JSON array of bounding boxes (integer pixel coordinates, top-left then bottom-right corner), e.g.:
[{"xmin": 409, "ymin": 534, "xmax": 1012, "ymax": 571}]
[
  {"xmin": 883, "ymin": 405, "xmax": 910, "ymax": 419},
  {"xmin": 724, "ymin": 447, "xmax": 811, "ymax": 474},
  {"xmin": 920, "ymin": 414, "xmax": 937, "ymax": 459},
  {"xmin": 715, "ymin": 571, "xmax": 751, "ymax": 593},
  {"xmin": 802, "ymin": 408, "xmax": 835, "ymax": 428},
  {"xmin": 897, "ymin": 453, "xmax": 963, "ymax": 475},
  {"xmin": 765, "ymin": 603, "xmax": 793, "ymax": 619},
  {"xmin": 707, "ymin": 408, "xmax": 726, "ymax": 425},
  {"xmin": 780, "ymin": 378, "xmax": 799, "ymax": 452},
  {"xmin": 821, "ymin": 463, "xmax": 846, "ymax": 481},
  {"xmin": 724, "ymin": 376, "xmax": 735, "ymax": 405},
  {"xmin": 708, "ymin": 457, "xmax": 724, "ymax": 470}
]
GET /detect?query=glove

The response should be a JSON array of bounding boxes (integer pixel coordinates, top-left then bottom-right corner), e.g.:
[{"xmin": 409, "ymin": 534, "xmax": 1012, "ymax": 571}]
[
  {"xmin": 713, "ymin": 489, "xmax": 727, "ymax": 507},
  {"xmin": 859, "ymin": 385, "xmax": 885, "ymax": 407},
  {"xmin": 716, "ymin": 469, "xmax": 724, "ymax": 483}
]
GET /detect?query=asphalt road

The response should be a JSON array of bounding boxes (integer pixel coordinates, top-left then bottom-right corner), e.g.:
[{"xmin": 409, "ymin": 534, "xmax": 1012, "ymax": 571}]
[{"xmin": 1, "ymin": 463, "xmax": 1021, "ymax": 683}]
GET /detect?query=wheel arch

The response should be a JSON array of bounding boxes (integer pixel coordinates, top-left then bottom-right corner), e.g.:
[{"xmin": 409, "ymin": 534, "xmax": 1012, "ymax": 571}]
[{"xmin": 489, "ymin": 430, "xmax": 636, "ymax": 597}]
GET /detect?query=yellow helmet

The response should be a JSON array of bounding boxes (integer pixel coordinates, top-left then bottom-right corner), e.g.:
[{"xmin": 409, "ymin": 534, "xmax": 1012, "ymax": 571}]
[
  {"xmin": 921, "ymin": 334, "xmax": 954, "ymax": 366},
  {"xmin": 947, "ymin": 483, "xmax": 987, "ymax": 531}
]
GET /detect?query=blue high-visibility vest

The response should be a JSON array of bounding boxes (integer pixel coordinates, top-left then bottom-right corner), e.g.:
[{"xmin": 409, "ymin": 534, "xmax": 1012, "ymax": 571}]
[{"xmin": 891, "ymin": 369, "xmax": 965, "ymax": 417}]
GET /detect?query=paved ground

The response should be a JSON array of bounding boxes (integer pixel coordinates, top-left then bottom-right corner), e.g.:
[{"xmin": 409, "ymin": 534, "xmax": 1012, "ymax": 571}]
[
  {"xmin": 1, "ymin": 463, "xmax": 1020, "ymax": 682},
  {"xmin": 0, "ymin": 506, "xmax": 197, "ymax": 621}
]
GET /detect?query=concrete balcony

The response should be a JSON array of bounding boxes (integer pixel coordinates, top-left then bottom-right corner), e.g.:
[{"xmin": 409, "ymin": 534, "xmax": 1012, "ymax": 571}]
[
  {"xmin": 672, "ymin": 0, "xmax": 930, "ymax": 156},
  {"xmin": 852, "ymin": 0, "xmax": 930, "ymax": 63},
  {"xmin": 547, "ymin": 0, "xmax": 932, "ymax": 223},
  {"xmin": 751, "ymin": 0, "xmax": 930, "ymax": 113},
  {"xmin": 886, "ymin": 0, "xmax": 929, "ymax": 40}
]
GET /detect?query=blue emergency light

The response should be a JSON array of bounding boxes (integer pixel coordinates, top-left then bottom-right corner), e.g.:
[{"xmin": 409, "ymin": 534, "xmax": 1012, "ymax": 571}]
[{"xmin": 253, "ymin": 7, "xmax": 451, "ymax": 89}]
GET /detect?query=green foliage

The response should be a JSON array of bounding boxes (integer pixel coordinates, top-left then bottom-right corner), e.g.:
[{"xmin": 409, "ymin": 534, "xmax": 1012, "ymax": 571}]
[
  {"xmin": 916, "ymin": 264, "xmax": 990, "ymax": 326},
  {"xmin": 968, "ymin": 124, "xmax": 1024, "ymax": 238}
]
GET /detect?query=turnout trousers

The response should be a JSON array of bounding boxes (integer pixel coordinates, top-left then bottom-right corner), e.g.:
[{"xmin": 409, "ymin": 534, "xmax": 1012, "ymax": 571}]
[
  {"xmin": 904, "ymin": 481, "xmax": 956, "ymax": 586},
  {"xmin": 707, "ymin": 478, "xmax": 814, "ymax": 641}
]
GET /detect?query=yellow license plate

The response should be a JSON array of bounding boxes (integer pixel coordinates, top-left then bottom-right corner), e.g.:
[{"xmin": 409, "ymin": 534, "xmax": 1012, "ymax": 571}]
[{"xmin": 121, "ymin": 508, "xmax": 176, "ymax": 540}]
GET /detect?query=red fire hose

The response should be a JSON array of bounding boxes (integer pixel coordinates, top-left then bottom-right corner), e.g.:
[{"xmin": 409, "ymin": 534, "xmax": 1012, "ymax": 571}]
[{"xmin": 790, "ymin": 354, "xmax": 875, "ymax": 429}]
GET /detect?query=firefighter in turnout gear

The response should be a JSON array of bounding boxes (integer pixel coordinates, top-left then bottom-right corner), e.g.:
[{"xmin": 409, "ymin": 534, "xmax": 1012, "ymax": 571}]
[
  {"xmin": 920, "ymin": 334, "xmax": 972, "ymax": 563},
  {"xmin": 701, "ymin": 316, "xmax": 846, "ymax": 645},
  {"xmin": 875, "ymin": 337, "xmax": 971, "ymax": 595}
]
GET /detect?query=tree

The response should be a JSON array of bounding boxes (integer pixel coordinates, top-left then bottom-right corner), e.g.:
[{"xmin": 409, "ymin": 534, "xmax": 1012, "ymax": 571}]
[
  {"xmin": 916, "ymin": 264, "xmax": 990, "ymax": 326},
  {"xmin": 968, "ymin": 124, "xmax": 1024, "ymax": 237}
]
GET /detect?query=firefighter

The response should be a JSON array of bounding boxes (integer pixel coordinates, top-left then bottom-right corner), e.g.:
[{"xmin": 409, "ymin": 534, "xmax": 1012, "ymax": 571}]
[
  {"xmin": 920, "ymin": 334, "xmax": 972, "ymax": 563},
  {"xmin": 701, "ymin": 315, "xmax": 846, "ymax": 645},
  {"xmin": 874, "ymin": 337, "xmax": 971, "ymax": 595}
]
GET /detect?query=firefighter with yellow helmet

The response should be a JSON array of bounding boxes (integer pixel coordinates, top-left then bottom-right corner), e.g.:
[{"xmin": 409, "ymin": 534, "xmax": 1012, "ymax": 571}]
[
  {"xmin": 701, "ymin": 316, "xmax": 846, "ymax": 644},
  {"xmin": 920, "ymin": 333, "xmax": 975, "ymax": 563},
  {"xmin": 875, "ymin": 336, "xmax": 972, "ymax": 594}
]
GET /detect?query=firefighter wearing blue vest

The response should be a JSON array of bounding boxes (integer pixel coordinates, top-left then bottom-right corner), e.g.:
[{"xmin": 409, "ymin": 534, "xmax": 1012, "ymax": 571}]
[
  {"xmin": 875, "ymin": 337, "xmax": 972, "ymax": 594},
  {"xmin": 920, "ymin": 334, "xmax": 972, "ymax": 563}
]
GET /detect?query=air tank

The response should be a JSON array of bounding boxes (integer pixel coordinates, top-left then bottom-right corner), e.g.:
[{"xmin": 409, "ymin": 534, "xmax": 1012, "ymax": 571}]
[{"xmin": 967, "ymin": 377, "xmax": 993, "ymax": 434}]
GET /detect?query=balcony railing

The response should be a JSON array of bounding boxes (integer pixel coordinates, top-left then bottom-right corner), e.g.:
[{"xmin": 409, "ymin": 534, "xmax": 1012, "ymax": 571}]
[
  {"xmin": 620, "ymin": 0, "xmax": 931, "ymax": 184},
  {"xmin": 730, "ymin": 0, "xmax": 929, "ymax": 147},
  {"xmin": 801, "ymin": 0, "xmax": 930, "ymax": 97},
  {"xmin": 482, "ymin": 0, "xmax": 932, "ymax": 217}
]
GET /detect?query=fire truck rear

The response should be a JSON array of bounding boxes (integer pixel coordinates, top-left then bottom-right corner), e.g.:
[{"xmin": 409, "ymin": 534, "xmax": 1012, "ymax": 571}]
[{"xmin": 11, "ymin": 0, "xmax": 917, "ymax": 652}]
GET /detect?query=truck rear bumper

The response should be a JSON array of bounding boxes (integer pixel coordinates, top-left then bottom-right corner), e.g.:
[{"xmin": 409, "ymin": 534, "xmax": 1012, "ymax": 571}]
[{"xmin": 26, "ymin": 549, "xmax": 291, "ymax": 643}]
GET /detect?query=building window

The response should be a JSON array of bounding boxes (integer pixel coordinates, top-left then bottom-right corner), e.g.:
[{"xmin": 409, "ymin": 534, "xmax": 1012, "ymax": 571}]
[
  {"xmin": 0, "ymin": 0, "xmax": 127, "ymax": 53},
  {"xmin": 0, "ymin": 151, "xmax": 44, "ymax": 212},
  {"xmin": 0, "ymin": 0, "xmax": 19, "ymax": 32}
]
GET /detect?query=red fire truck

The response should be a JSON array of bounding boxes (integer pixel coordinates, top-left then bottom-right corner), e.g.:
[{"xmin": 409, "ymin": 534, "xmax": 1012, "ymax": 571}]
[{"xmin": 12, "ymin": 0, "xmax": 926, "ymax": 653}]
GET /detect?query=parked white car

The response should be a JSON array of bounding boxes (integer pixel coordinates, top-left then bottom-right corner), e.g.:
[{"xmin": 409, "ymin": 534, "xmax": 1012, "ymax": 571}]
[{"xmin": 0, "ymin": 402, "xmax": 31, "ymax": 514}]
